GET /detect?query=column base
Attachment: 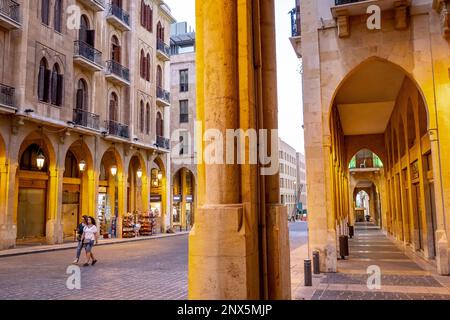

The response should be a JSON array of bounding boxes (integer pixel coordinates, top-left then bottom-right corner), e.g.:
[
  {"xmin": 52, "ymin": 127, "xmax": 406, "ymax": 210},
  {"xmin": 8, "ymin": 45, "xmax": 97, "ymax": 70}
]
[
  {"xmin": 436, "ymin": 230, "xmax": 449, "ymax": 275},
  {"xmin": 45, "ymin": 220, "xmax": 63, "ymax": 245},
  {"xmin": 266, "ymin": 204, "xmax": 291, "ymax": 300},
  {"xmin": 0, "ymin": 224, "xmax": 17, "ymax": 250},
  {"xmin": 188, "ymin": 204, "xmax": 259, "ymax": 300}
]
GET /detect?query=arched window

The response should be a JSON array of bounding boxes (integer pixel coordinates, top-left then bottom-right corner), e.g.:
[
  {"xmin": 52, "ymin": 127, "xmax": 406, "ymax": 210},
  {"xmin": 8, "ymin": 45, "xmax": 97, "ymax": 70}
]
[
  {"xmin": 79, "ymin": 15, "xmax": 95, "ymax": 47},
  {"xmin": 38, "ymin": 58, "xmax": 49, "ymax": 102},
  {"xmin": 41, "ymin": 0, "xmax": 50, "ymax": 25},
  {"xmin": 146, "ymin": 53, "xmax": 151, "ymax": 81},
  {"xmin": 111, "ymin": 36, "xmax": 121, "ymax": 63},
  {"xmin": 54, "ymin": 0, "xmax": 62, "ymax": 32},
  {"xmin": 64, "ymin": 150, "xmax": 80, "ymax": 178},
  {"xmin": 140, "ymin": 50, "xmax": 145, "ymax": 79},
  {"xmin": 146, "ymin": 103, "xmax": 150, "ymax": 135},
  {"xmin": 141, "ymin": 1, "xmax": 153, "ymax": 32},
  {"xmin": 156, "ymin": 65, "xmax": 162, "ymax": 88},
  {"xmin": 157, "ymin": 21, "xmax": 164, "ymax": 42},
  {"xmin": 51, "ymin": 64, "xmax": 64, "ymax": 106},
  {"xmin": 112, "ymin": 0, "xmax": 122, "ymax": 8},
  {"xmin": 140, "ymin": 101, "xmax": 145, "ymax": 133},
  {"xmin": 109, "ymin": 93, "xmax": 118, "ymax": 122},
  {"xmin": 141, "ymin": 0, "xmax": 146, "ymax": 27},
  {"xmin": 156, "ymin": 112, "xmax": 163, "ymax": 137},
  {"xmin": 76, "ymin": 79, "xmax": 88, "ymax": 111}
]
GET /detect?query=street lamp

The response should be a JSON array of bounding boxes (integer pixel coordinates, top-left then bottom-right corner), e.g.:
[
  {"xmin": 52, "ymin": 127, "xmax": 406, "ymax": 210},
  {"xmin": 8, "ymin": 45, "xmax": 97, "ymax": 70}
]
[
  {"xmin": 110, "ymin": 165, "xmax": 118, "ymax": 177},
  {"xmin": 36, "ymin": 153, "xmax": 45, "ymax": 170},
  {"xmin": 157, "ymin": 171, "xmax": 163, "ymax": 181},
  {"xmin": 137, "ymin": 168, "xmax": 143, "ymax": 179},
  {"xmin": 79, "ymin": 160, "xmax": 87, "ymax": 172}
]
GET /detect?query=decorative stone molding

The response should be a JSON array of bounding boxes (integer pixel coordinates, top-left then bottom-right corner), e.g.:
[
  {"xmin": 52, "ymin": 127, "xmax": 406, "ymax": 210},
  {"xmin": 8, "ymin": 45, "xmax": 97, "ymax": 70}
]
[
  {"xmin": 434, "ymin": 0, "xmax": 450, "ymax": 38},
  {"xmin": 394, "ymin": 1, "xmax": 409, "ymax": 30},
  {"xmin": 336, "ymin": 12, "xmax": 350, "ymax": 38},
  {"xmin": 429, "ymin": 128, "xmax": 439, "ymax": 142}
]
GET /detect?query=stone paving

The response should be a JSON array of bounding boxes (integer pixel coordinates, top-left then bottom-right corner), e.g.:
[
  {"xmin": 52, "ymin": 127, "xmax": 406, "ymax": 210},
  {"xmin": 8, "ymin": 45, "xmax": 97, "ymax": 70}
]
[
  {"xmin": 294, "ymin": 223, "xmax": 450, "ymax": 300},
  {"xmin": 0, "ymin": 236, "xmax": 188, "ymax": 300}
]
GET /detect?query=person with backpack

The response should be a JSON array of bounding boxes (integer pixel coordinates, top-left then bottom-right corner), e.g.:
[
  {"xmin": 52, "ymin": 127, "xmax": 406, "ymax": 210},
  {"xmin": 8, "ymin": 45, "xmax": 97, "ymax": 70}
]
[{"xmin": 73, "ymin": 215, "xmax": 89, "ymax": 264}]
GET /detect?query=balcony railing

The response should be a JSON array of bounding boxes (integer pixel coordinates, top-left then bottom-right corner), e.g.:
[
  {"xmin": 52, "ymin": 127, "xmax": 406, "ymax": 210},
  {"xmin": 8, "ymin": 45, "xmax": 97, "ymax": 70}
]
[
  {"xmin": 0, "ymin": 83, "xmax": 15, "ymax": 108},
  {"xmin": 74, "ymin": 41, "xmax": 103, "ymax": 66},
  {"xmin": 73, "ymin": 109, "xmax": 100, "ymax": 130},
  {"xmin": 289, "ymin": 6, "xmax": 301, "ymax": 37},
  {"xmin": 107, "ymin": 3, "xmax": 130, "ymax": 27},
  {"xmin": 106, "ymin": 60, "xmax": 130, "ymax": 83},
  {"xmin": 156, "ymin": 86, "xmax": 170, "ymax": 104},
  {"xmin": 157, "ymin": 39, "xmax": 171, "ymax": 57},
  {"xmin": 106, "ymin": 120, "xmax": 129, "ymax": 139},
  {"xmin": 335, "ymin": 0, "xmax": 366, "ymax": 5},
  {"xmin": 156, "ymin": 136, "xmax": 170, "ymax": 150},
  {"xmin": 0, "ymin": 0, "xmax": 20, "ymax": 24}
]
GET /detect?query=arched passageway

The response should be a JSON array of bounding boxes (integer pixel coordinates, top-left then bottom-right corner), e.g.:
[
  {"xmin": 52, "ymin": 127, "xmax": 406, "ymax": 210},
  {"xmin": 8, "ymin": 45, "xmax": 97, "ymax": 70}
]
[
  {"xmin": 98, "ymin": 148, "xmax": 123, "ymax": 239},
  {"xmin": 172, "ymin": 168, "xmax": 195, "ymax": 231},
  {"xmin": 15, "ymin": 131, "xmax": 56, "ymax": 243},
  {"xmin": 62, "ymin": 139, "xmax": 94, "ymax": 240},
  {"xmin": 325, "ymin": 58, "xmax": 441, "ymax": 271}
]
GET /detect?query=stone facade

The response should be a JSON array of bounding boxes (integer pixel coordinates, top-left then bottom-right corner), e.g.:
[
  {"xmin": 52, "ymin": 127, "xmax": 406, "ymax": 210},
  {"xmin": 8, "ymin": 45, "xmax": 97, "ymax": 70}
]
[
  {"xmin": 0, "ymin": 0, "xmax": 175, "ymax": 249},
  {"xmin": 296, "ymin": 152, "xmax": 307, "ymax": 212},
  {"xmin": 170, "ymin": 23, "xmax": 196, "ymax": 230},
  {"xmin": 293, "ymin": 0, "xmax": 450, "ymax": 275},
  {"xmin": 279, "ymin": 139, "xmax": 298, "ymax": 218}
]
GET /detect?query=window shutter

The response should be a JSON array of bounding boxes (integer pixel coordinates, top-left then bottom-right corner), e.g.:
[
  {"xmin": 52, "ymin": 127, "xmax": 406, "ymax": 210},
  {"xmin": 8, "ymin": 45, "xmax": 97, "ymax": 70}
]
[
  {"xmin": 44, "ymin": 69, "xmax": 52, "ymax": 103},
  {"xmin": 51, "ymin": 71, "xmax": 58, "ymax": 105},
  {"xmin": 38, "ymin": 65, "xmax": 46, "ymax": 101},
  {"xmin": 76, "ymin": 89, "xmax": 84, "ymax": 110},
  {"xmin": 146, "ymin": 55, "xmax": 150, "ymax": 81},
  {"xmin": 86, "ymin": 30, "xmax": 95, "ymax": 47},
  {"xmin": 56, "ymin": 74, "xmax": 64, "ymax": 106}
]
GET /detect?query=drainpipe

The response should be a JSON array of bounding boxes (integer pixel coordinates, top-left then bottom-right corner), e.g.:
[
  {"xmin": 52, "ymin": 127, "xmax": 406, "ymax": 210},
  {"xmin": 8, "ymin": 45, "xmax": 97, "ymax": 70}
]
[{"xmin": 253, "ymin": 0, "xmax": 268, "ymax": 300}]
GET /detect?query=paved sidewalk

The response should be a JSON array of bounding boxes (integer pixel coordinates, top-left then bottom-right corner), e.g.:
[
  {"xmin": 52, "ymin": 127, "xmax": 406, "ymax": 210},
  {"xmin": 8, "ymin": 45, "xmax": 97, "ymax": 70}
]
[
  {"xmin": 293, "ymin": 223, "xmax": 450, "ymax": 300},
  {"xmin": 0, "ymin": 232, "xmax": 190, "ymax": 258}
]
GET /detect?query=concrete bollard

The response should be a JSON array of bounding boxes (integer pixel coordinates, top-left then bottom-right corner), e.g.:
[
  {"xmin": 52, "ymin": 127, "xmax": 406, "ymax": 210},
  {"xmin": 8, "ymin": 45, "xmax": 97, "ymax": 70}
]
[{"xmin": 304, "ymin": 259, "xmax": 312, "ymax": 287}]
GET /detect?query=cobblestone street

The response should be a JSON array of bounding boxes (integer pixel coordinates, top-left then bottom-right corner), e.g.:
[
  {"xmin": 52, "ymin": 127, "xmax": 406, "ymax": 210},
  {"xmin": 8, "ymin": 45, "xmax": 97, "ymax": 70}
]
[{"xmin": 0, "ymin": 235, "xmax": 189, "ymax": 300}]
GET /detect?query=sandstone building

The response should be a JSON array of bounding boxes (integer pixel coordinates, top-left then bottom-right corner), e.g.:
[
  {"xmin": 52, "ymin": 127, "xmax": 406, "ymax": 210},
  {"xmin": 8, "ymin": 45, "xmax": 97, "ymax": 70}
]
[{"xmin": 0, "ymin": 0, "xmax": 175, "ymax": 249}]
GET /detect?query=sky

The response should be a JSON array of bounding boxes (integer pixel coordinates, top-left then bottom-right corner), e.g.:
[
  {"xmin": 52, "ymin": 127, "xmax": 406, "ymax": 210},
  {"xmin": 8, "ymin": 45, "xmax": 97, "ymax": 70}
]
[{"xmin": 165, "ymin": 0, "xmax": 305, "ymax": 154}]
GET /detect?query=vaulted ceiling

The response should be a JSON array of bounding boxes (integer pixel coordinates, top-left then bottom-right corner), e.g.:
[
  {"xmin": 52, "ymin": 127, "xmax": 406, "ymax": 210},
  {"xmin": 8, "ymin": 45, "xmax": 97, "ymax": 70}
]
[{"xmin": 335, "ymin": 60, "xmax": 406, "ymax": 136}]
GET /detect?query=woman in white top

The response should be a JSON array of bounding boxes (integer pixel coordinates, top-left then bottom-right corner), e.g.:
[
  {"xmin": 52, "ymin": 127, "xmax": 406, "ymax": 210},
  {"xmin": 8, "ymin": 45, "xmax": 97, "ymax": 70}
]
[{"xmin": 81, "ymin": 216, "xmax": 99, "ymax": 267}]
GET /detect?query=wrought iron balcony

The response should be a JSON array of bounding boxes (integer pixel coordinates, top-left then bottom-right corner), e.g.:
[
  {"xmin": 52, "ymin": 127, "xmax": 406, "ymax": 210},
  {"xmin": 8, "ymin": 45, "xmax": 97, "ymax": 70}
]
[
  {"xmin": 289, "ymin": 6, "xmax": 301, "ymax": 37},
  {"xmin": 106, "ymin": 3, "xmax": 131, "ymax": 31},
  {"xmin": 0, "ymin": 0, "xmax": 21, "ymax": 30},
  {"xmin": 156, "ymin": 136, "xmax": 170, "ymax": 150},
  {"xmin": 73, "ymin": 109, "xmax": 100, "ymax": 130},
  {"xmin": 335, "ymin": 0, "xmax": 366, "ymax": 4},
  {"xmin": 78, "ymin": 0, "xmax": 105, "ymax": 12},
  {"xmin": 157, "ymin": 39, "xmax": 171, "ymax": 61},
  {"xmin": 74, "ymin": 41, "xmax": 103, "ymax": 72},
  {"xmin": 105, "ymin": 60, "xmax": 130, "ymax": 86},
  {"xmin": 156, "ymin": 86, "xmax": 171, "ymax": 107},
  {"xmin": 0, "ymin": 83, "xmax": 15, "ymax": 110},
  {"xmin": 106, "ymin": 120, "xmax": 129, "ymax": 139}
]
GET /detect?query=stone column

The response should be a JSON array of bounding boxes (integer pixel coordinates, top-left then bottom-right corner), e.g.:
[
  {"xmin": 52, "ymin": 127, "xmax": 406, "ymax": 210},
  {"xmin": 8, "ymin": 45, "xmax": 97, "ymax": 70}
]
[
  {"xmin": 260, "ymin": 0, "xmax": 291, "ymax": 300},
  {"xmin": 0, "ymin": 162, "xmax": 17, "ymax": 250},
  {"xmin": 189, "ymin": 0, "xmax": 258, "ymax": 300},
  {"xmin": 46, "ymin": 168, "xmax": 63, "ymax": 245}
]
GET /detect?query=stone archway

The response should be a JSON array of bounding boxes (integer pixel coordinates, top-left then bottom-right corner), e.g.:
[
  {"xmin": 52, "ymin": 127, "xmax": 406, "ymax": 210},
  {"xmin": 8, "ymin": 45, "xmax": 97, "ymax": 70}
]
[
  {"xmin": 62, "ymin": 139, "xmax": 94, "ymax": 240},
  {"xmin": 321, "ymin": 56, "xmax": 445, "ymax": 273},
  {"xmin": 98, "ymin": 147, "xmax": 124, "ymax": 239},
  {"xmin": 15, "ymin": 130, "xmax": 57, "ymax": 244},
  {"xmin": 172, "ymin": 167, "xmax": 196, "ymax": 231}
]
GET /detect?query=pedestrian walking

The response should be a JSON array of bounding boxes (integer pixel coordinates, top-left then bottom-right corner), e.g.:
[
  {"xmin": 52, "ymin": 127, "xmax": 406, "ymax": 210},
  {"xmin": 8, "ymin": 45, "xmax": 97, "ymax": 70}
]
[
  {"xmin": 73, "ymin": 215, "xmax": 89, "ymax": 264},
  {"xmin": 81, "ymin": 216, "xmax": 99, "ymax": 267}
]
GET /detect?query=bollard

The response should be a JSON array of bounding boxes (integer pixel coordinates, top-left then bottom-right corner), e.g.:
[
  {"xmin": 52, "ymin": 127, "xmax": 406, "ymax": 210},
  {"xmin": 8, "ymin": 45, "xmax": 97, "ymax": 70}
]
[
  {"xmin": 304, "ymin": 259, "xmax": 312, "ymax": 287},
  {"xmin": 339, "ymin": 235, "xmax": 349, "ymax": 260},
  {"xmin": 349, "ymin": 225, "xmax": 354, "ymax": 239},
  {"xmin": 313, "ymin": 251, "xmax": 320, "ymax": 275}
]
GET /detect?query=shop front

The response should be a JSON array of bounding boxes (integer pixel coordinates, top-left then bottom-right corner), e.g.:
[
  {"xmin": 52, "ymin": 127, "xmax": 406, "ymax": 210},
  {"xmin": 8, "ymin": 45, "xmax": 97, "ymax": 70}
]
[
  {"xmin": 98, "ymin": 149, "xmax": 121, "ymax": 239},
  {"xmin": 172, "ymin": 168, "xmax": 195, "ymax": 231},
  {"xmin": 150, "ymin": 159, "xmax": 164, "ymax": 233}
]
